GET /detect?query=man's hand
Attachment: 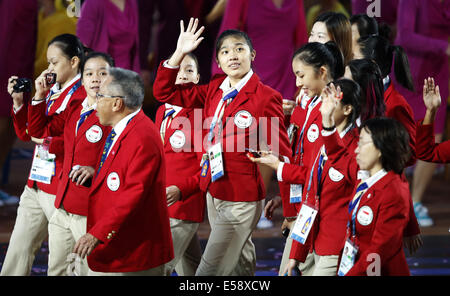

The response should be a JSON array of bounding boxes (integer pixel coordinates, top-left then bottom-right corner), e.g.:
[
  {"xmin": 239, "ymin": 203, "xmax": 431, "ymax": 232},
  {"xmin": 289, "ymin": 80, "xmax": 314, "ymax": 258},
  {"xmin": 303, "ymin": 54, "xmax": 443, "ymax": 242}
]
[
  {"xmin": 166, "ymin": 185, "xmax": 181, "ymax": 206},
  {"xmin": 73, "ymin": 233, "xmax": 100, "ymax": 259}
]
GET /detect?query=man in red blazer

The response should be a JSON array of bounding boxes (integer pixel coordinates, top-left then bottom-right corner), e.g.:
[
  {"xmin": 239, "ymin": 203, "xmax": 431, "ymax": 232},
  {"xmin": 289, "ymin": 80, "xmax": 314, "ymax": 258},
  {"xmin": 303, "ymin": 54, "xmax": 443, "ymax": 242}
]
[{"xmin": 73, "ymin": 67, "xmax": 174, "ymax": 275}]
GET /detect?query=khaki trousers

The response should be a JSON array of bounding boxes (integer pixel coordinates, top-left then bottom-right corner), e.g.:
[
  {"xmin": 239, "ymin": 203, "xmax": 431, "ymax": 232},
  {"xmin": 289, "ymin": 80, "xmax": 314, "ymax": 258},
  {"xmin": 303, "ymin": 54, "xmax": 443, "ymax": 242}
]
[
  {"xmin": 0, "ymin": 185, "xmax": 55, "ymax": 276},
  {"xmin": 195, "ymin": 192, "xmax": 263, "ymax": 276},
  {"xmin": 164, "ymin": 218, "xmax": 201, "ymax": 276},
  {"xmin": 88, "ymin": 264, "xmax": 168, "ymax": 276},
  {"xmin": 47, "ymin": 207, "xmax": 88, "ymax": 276}
]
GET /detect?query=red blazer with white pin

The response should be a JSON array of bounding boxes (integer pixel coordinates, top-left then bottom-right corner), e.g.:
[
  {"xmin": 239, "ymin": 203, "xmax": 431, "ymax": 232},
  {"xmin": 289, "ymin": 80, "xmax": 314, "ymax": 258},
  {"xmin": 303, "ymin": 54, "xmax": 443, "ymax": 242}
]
[
  {"xmin": 155, "ymin": 105, "xmax": 206, "ymax": 223},
  {"xmin": 27, "ymin": 98, "xmax": 111, "ymax": 216},
  {"xmin": 86, "ymin": 110, "xmax": 173, "ymax": 272},
  {"xmin": 153, "ymin": 61, "xmax": 291, "ymax": 203}
]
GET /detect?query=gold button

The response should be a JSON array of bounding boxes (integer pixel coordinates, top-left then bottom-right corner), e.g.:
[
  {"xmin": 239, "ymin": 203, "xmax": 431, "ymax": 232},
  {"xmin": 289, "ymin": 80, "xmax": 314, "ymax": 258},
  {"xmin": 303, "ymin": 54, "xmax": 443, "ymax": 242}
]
[{"xmin": 107, "ymin": 234, "xmax": 112, "ymax": 239}]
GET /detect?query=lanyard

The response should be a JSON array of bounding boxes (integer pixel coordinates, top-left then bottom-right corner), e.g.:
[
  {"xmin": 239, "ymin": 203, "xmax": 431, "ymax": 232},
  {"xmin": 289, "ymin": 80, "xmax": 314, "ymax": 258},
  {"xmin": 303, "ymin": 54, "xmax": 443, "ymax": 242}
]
[
  {"xmin": 46, "ymin": 80, "xmax": 82, "ymax": 115},
  {"xmin": 347, "ymin": 182, "xmax": 368, "ymax": 238},
  {"xmin": 208, "ymin": 88, "xmax": 238, "ymax": 143},
  {"xmin": 304, "ymin": 146, "xmax": 326, "ymax": 204}
]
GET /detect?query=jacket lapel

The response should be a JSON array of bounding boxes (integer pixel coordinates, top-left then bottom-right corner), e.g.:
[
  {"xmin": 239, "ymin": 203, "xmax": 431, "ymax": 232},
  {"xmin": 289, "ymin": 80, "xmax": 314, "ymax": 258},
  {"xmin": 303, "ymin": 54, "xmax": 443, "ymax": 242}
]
[{"xmin": 90, "ymin": 110, "xmax": 144, "ymax": 192}]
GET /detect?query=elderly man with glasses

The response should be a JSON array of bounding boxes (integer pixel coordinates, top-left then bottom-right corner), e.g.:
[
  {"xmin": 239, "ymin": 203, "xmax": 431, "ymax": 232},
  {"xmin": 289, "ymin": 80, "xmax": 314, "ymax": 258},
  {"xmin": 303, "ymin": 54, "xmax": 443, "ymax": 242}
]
[{"xmin": 73, "ymin": 67, "xmax": 174, "ymax": 276}]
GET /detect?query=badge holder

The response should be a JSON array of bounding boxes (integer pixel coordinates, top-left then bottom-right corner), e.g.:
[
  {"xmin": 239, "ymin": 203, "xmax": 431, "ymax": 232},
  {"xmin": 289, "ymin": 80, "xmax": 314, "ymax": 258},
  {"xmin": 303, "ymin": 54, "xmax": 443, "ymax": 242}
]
[
  {"xmin": 289, "ymin": 184, "xmax": 303, "ymax": 204},
  {"xmin": 338, "ymin": 237, "xmax": 359, "ymax": 276},
  {"xmin": 208, "ymin": 143, "xmax": 225, "ymax": 182},
  {"xmin": 289, "ymin": 202, "xmax": 318, "ymax": 244}
]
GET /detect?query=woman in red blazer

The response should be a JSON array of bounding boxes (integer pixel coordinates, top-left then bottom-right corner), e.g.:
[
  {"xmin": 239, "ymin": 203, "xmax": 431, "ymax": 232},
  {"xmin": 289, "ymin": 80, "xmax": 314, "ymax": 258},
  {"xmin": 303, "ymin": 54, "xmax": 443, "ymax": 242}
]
[
  {"xmin": 250, "ymin": 79, "xmax": 363, "ymax": 276},
  {"xmin": 417, "ymin": 77, "xmax": 450, "ymax": 163},
  {"xmin": 153, "ymin": 18, "xmax": 291, "ymax": 275},
  {"xmin": 27, "ymin": 52, "xmax": 114, "ymax": 275},
  {"xmin": 2, "ymin": 34, "xmax": 86, "ymax": 276},
  {"xmin": 319, "ymin": 97, "xmax": 412, "ymax": 275},
  {"xmin": 155, "ymin": 53, "xmax": 205, "ymax": 276}
]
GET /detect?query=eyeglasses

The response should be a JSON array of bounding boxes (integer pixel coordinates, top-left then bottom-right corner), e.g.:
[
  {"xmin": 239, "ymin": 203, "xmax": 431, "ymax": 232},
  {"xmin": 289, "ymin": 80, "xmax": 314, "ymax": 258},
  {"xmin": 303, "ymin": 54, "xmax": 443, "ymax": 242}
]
[{"xmin": 96, "ymin": 92, "xmax": 125, "ymax": 101}]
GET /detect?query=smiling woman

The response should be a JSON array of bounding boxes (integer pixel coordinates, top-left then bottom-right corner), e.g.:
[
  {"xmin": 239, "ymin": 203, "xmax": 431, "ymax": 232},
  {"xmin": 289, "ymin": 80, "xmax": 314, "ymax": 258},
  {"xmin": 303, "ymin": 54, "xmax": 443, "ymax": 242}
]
[{"xmin": 153, "ymin": 17, "xmax": 291, "ymax": 276}]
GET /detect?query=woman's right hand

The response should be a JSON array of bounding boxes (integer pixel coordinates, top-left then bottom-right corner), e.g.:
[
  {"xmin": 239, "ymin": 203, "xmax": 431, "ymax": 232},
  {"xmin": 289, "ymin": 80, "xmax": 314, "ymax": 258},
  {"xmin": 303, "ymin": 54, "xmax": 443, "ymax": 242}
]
[
  {"xmin": 168, "ymin": 18, "xmax": 205, "ymax": 67},
  {"xmin": 34, "ymin": 69, "xmax": 52, "ymax": 100},
  {"xmin": 7, "ymin": 76, "xmax": 24, "ymax": 108}
]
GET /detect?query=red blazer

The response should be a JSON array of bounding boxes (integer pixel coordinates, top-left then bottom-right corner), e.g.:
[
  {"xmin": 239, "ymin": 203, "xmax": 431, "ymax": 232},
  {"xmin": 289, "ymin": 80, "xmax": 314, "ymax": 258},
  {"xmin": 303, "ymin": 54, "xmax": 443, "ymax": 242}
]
[
  {"xmin": 384, "ymin": 83, "xmax": 416, "ymax": 166},
  {"xmin": 155, "ymin": 105, "xmax": 206, "ymax": 223},
  {"xmin": 416, "ymin": 121, "xmax": 450, "ymax": 163},
  {"xmin": 288, "ymin": 127, "xmax": 360, "ymax": 260},
  {"xmin": 153, "ymin": 62, "xmax": 291, "ymax": 202},
  {"xmin": 346, "ymin": 171, "xmax": 411, "ymax": 276},
  {"xmin": 27, "ymin": 98, "xmax": 111, "ymax": 216},
  {"xmin": 10, "ymin": 80, "xmax": 85, "ymax": 195},
  {"xmin": 86, "ymin": 110, "xmax": 173, "ymax": 272}
]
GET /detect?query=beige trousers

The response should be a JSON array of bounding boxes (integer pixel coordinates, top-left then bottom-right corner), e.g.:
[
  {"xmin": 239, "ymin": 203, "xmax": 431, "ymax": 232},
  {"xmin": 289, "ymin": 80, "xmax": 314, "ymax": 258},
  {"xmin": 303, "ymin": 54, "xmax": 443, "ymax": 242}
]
[
  {"xmin": 88, "ymin": 264, "xmax": 168, "ymax": 276},
  {"xmin": 0, "ymin": 185, "xmax": 55, "ymax": 276},
  {"xmin": 195, "ymin": 192, "xmax": 263, "ymax": 276},
  {"xmin": 164, "ymin": 218, "xmax": 201, "ymax": 276},
  {"xmin": 47, "ymin": 207, "xmax": 88, "ymax": 276}
]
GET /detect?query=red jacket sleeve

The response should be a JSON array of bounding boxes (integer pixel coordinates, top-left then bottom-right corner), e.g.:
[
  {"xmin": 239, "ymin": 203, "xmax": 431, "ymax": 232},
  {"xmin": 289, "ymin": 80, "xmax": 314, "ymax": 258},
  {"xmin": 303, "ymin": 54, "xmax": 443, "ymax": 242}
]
[
  {"xmin": 153, "ymin": 61, "xmax": 208, "ymax": 108},
  {"xmin": 416, "ymin": 121, "xmax": 450, "ymax": 163},
  {"xmin": 11, "ymin": 104, "xmax": 30, "ymax": 141},
  {"xmin": 27, "ymin": 101, "xmax": 67, "ymax": 138}
]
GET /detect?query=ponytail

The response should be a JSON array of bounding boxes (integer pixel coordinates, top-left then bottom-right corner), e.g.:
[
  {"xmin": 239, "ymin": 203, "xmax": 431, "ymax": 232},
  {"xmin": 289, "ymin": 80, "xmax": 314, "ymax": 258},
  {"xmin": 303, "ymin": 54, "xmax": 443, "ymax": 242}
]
[
  {"xmin": 324, "ymin": 41, "xmax": 345, "ymax": 79},
  {"xmin": 392, "ymin": 46, "xmax": 414, "ymax": 91},
  {"xmin": 358, "ymin": 35, "xmax": 414, "ymax": 91}
]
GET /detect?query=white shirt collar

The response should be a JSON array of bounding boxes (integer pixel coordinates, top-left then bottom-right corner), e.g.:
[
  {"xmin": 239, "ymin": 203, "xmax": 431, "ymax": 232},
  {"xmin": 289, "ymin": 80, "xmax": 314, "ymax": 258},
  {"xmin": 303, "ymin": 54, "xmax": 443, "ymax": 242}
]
[
  {"xmin": 51, "ymin": 73, "xmax": 81, "ymax": 94},
  {"xmin": 107, "ymin": 108, "xmax": 141, "ymax": 158},
  {"xmin": 219, "ymin": 69, "xmax": 254, "ymax": 93},
  {"xmin": 362, "ymin": 169, "xmax": 387, "ymax": 188},
  {"xmin": 164, "ymin": 103, "xmax": 182, "ymax": 117},
  {"xmin": 81, "ymin": 97, "xmax": 97, "ymax": 112},
  {"xmin": 339, "ymin": 123, "xmax": 354, "ymax": 138}
]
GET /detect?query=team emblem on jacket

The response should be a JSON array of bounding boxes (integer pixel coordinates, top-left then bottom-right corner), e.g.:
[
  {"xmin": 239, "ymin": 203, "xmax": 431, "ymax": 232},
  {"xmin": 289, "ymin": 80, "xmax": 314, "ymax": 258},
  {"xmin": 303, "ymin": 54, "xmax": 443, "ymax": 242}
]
[
  {"xmin": 169, "ymin": 130, "xmax": 186, "ymax": 148},
  {"xmin": 357, "ymin": 205, "xmax": 373, "ymax": 226},
  {"xmin": 107, "ymin": 172, "xmax": 120, "ymax": 191},
  {"xmin": 307, "ymin": 123, "xmax": 319, "ymax": 143},
  {"xmin": 85, "ymin": 125, "xmax": 103, "ymax": 143},
  {"xmin": 234, "ymin": 110, "xmax": 253, "ymax": 129},
  {"xmin": 328, "ymin": 167, "xmax": 344, "ymax": 182}
]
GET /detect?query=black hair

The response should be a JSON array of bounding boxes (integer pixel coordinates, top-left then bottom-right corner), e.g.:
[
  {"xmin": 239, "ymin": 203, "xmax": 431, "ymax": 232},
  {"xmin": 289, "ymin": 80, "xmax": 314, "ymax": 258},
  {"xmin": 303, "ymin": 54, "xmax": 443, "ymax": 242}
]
[
  {"xmin": 293, "ymin": 41, "xmax": 344, "ymax": 81},
  {"xmin": 358, "ymin": 35, "xmax": 414, "ymax": 91},
  {"xmin": 48, "ymin": 34, "xmax": 85, "ymax": 71},
  {"xmin": 80, "ymin": 51, "xmax": 115, "ymax": 77},
  {"xmin": 349, "ymin": 14, "xmax": 379, "ymax": 39},
  {"xmin": 215, "ymin": 29, "xmax": 254, "ymax": 59},
  {"xmin": 348, "ymin": 58, "xmax": 386, "ymax": 122},
  {"xmin": 314, "ymin": 12, "xmax": 353, "ymax": 65},
  {"xmin": 185, "ymin": 52, "xmax": 200, "ymax": 72},
  {"xmin": 332, "ymin": 78, "xmax": 362, "ymax": 128},
  {"xmin": 360, "ymin": 117, "xmax": 410, "ymax": 174}
]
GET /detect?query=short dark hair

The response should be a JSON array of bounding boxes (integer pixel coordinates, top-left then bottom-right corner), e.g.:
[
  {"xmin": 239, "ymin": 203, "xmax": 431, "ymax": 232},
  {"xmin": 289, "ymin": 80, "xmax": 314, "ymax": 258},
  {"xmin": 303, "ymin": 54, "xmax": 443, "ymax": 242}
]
[
  {"xmin": 81, "ymin": 51, "xmax": 115, "ymax": 78},
  {"xmin": 215, "ymin": 29, "xmax": 254, "ymax": 59},
  {"xmin": 360, "ymin": 117, "xmax": 410, "ymax": 174},
  {"xmin": 185, "ymin": 52, "xmax": 199, "ymax": 72}
]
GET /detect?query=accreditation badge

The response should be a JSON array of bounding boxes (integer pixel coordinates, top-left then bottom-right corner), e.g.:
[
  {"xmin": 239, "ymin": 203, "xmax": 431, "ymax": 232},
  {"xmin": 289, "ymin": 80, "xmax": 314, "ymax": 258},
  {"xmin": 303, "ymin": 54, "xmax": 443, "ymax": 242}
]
[
  {"xmin": 338, "ymin": 239, "xmax": 359, "ymax": 276},
  {"xmin": 290, "ymin": 204, "xmax": 318, "ymax": 244},
  {"xmin": 208, "ymin": 143, "xmax": 224, "ymax": 182},
  {"xmin": 29, "ymin": 145, "xmax": 56, "ymax": 184}
]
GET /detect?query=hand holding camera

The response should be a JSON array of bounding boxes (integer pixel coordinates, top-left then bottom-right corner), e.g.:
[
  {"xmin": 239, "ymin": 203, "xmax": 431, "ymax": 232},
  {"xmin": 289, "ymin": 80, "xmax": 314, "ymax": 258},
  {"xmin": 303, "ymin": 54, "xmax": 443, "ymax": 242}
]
[
  {"xmin": 34, "ymin": 70, "xmax": 56, "ymax": 101},
  {"xmin": 7, "ymin": 76, "xmax": 28, "ymax": 108}
]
